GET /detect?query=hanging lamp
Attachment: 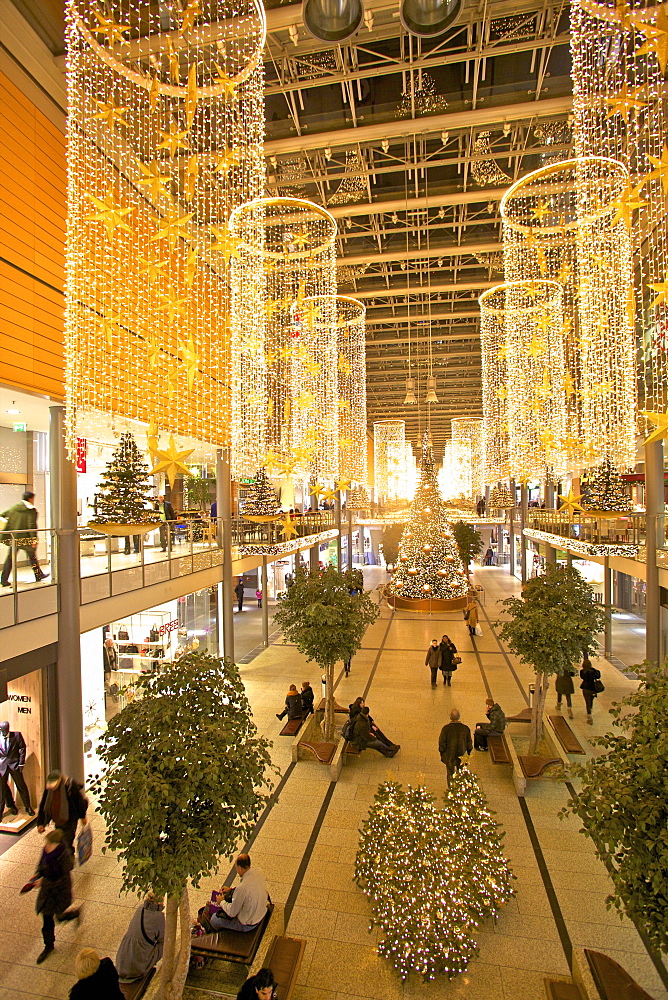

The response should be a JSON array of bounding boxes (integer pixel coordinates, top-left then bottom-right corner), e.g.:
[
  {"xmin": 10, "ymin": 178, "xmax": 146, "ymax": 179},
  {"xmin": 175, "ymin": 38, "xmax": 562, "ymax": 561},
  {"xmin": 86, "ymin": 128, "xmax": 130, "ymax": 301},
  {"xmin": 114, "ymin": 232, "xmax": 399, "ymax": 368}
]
[
  {"xmin": 404, "ymin": 377, "xmax": 417, "ymax": 404},
  {"xmin": 425, "ymin": 376, "xmax": 439, "ymax": 404}
]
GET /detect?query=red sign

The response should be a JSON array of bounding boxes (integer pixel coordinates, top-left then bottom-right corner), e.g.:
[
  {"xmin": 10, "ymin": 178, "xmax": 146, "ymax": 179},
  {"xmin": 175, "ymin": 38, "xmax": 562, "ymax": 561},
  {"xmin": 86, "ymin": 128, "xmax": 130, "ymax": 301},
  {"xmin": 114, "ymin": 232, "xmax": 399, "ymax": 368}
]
[
  {"xmin": 76, "ymin": 438, "xmax": 87, "ymax": 473},
  {"xmin": 157, "ymin": 619, "xmax": 179, "ymax": 636}
]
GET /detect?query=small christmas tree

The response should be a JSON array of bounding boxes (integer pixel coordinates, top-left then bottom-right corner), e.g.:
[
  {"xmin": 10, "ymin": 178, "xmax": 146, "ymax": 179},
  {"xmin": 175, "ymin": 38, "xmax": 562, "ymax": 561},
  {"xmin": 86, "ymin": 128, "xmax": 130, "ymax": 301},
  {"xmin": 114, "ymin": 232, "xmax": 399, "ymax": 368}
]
[
  {"xmin": 581, "ymin": 461, "xmax": 632, "ymax": 512},
  {"xmin": 387, "ymin": 436, "xmax": 469, "ymax": 606},
  {"xmin": 346, "ymin": 485, "xmax": 369, "ymax": 509},
  {"xmin": 488, "ymin": 484, "xmax": 514, "ymax": 510},
  {"xmin": 443, "ymin": 766, "xmax": 515, "ymax": 918},
  {"xmin": 241, "ymin": 467, "xmax": 282, "ymax": 520},
  {"xmin": 93, "ymin": 432, "xmax": 156, "ymax": 524},
  {"xmin": 355, "ymin": 779, "xmax": 514, "ymax": 982}
]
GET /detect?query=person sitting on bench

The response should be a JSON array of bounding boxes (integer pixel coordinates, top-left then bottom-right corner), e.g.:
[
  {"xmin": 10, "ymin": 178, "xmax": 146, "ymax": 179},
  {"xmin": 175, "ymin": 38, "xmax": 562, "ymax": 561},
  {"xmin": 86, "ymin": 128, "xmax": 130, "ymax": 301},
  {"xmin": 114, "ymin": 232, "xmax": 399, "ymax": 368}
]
[
  {"xmin": 300, "ymin": 681, "xmax": 314, "ymax": 717},
  {"xmin": 115, "ymin": 891, "xmax": 165, "ymax": 983},
  {"xmin": 276, "ymin": 686, "xmax": 302, "ymax": 721},
  {"xmin": 474, "ymin": 699, "xmax": 506, "ymax": 750},
  {"xmin": 208, "ymin": 854, "xmax": 268, "ymax": 933},
  {"xmin": 236, "ymin": 967, "xmax": 277, "ymax": 1000},
  {"xmin": 348, "ymin": 698, "xmax": 399, "ymax": 751},
  {"xmin": 352, "ymin": 707, "xmax": 399, "ymax": 758}
]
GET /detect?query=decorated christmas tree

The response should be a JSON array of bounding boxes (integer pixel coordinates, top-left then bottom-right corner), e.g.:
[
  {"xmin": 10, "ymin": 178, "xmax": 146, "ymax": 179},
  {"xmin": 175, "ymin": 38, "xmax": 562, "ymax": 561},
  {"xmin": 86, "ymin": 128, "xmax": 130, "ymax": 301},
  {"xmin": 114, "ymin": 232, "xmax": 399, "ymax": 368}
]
[
  {"xmin": 346, "ymin": 485, "xmax": 369, "ymax": 509},
  {"xmin": 488, "ymin": 484, "xmax": 514, "ymax": 510},
  {"xmin": 93, "ymin": 432, "xmax": 156, "ymax": 525},
  {"xmin": 355, "ymin": 779, "xmax": 514, "ymax": 982},
  {"xmin": 386, "ymin": 436, "xmax": 469, "ymax": 608},
  {"xmin": 581, "ymin": 461, "xmax": 632, "ymax": 513},
  {"xmin": 443, "ymin": 765, "xmax": 515, "ymax": 918},
  {"xmin": 241, "ymin": 467, "xmax": 282, "ymax": 520}
]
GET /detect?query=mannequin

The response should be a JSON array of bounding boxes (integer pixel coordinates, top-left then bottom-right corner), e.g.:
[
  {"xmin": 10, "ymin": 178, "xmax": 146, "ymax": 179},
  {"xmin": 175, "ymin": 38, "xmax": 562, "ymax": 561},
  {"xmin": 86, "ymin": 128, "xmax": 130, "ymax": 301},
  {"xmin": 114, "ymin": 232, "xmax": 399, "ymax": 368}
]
[{"xmin": 0, "ymin": 721, "xmax": 34, "ymax": 817}]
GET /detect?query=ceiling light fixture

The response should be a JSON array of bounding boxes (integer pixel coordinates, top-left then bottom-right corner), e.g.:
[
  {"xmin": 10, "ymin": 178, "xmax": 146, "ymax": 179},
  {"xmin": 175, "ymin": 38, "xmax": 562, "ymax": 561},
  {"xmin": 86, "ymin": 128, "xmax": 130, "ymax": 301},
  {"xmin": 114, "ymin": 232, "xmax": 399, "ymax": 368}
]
[
  {"xmin": 6, "ymin": 402, "xmax": 20, "ymax": 414},
  {"xmin": 403, "ymin": 377, "xmax": 417, "ymax": 404}
]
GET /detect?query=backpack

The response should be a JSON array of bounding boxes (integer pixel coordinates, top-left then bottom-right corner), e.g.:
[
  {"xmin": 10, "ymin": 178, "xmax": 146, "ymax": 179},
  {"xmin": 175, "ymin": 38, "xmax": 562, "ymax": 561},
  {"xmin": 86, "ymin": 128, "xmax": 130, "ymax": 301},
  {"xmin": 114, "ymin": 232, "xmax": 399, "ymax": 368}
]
[{"xmin": 341, "ymin": 717, "xmax": 356, "ymax": 742}]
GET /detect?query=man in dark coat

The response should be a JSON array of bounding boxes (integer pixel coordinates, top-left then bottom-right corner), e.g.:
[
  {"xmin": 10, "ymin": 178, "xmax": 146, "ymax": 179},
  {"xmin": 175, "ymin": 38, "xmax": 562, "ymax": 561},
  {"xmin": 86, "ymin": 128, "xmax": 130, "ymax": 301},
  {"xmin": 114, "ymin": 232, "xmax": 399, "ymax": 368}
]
[
  {"xmin": 234, "ymin": 578, "xmax": 245, "ymax": 611},
  {"xmin": 0, "ymin": 721, "xmax": 34, "ymax": 816},
  {"xmin": 300, "ymin": 681, "xmax": 314, "ymax": 717},
  {"xmin": 37, "ymin": 770, "xmax": 88, "ymax": 851},
  {"xmin": 474, "ymin": 699, "xmax": 506, "ymax": 750},
  {"xmin": 155, "ymin": 494, "xmax": 176, "ymax": 552},
  {"xmin": 352, "ymin": 707, "xmax": 398, "ymax": 757},
  {"xmin": 438, "ymin": 709, "xmax": 472, "ymax": 784},
  {"xmin": 1, "ymin": 491, "xmax": 48, "ymax": 585}
]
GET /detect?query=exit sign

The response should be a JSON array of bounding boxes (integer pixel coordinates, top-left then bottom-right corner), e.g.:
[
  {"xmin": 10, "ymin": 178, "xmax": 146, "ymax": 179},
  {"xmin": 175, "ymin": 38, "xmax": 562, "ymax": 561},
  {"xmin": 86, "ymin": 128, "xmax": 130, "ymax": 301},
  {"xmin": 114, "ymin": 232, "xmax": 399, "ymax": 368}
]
[
  {"xmin": 239, "ymin": 477, "xmax": 256, "ymax": 485},
  {"xmin": 12, "ymin": 422, "xmax": 27, "ymax": 432}
]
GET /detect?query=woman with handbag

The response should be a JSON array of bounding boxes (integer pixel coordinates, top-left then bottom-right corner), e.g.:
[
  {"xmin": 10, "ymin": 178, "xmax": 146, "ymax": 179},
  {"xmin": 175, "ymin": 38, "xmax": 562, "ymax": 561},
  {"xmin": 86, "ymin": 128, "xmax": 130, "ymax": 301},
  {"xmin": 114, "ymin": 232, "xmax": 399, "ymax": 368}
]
[
  {"xmin": 465, "ymin": 596, "xmax": 479, "ymax": 637},
  {"xmin": 439, "ymin": 635, "xmax": 459, "ymax": 686},
  {"xmin": 30, "ymin": 829, "xmax": 81, "ymax": 964},
  {"xmin": 555, "ymin": 669, "xmax": 575, "ymax": 719},
  {"xmin": 580, "ymin": 658, "xmax": 603, "ymax": 725},
  {"xmin": 115, "ymin": 893, "xmax": 165, "ymax": 983}
]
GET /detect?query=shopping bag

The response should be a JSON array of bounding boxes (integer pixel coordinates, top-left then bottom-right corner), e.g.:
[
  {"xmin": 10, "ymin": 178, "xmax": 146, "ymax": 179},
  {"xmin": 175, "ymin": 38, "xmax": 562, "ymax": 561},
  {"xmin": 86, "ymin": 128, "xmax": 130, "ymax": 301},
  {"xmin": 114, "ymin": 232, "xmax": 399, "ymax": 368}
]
[
  {"xmin": 77, "ymin": 824, "xmax": 93, "ymax": 866},
  {"xmin": 594, "ymin": 679, "xmax": 605, "ymax": 693},
  {"xmin": 475, "ymin": 624, "xmax": 483, "ymax": 637}
]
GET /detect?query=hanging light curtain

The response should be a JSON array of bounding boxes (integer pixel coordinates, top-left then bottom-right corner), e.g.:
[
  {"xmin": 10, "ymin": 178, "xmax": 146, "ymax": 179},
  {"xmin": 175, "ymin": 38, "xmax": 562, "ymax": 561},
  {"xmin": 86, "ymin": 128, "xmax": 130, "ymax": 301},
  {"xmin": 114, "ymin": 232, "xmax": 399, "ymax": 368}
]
[{"xmin": 374, "ymin": 420, "xmax": 406, "ymax": 501}]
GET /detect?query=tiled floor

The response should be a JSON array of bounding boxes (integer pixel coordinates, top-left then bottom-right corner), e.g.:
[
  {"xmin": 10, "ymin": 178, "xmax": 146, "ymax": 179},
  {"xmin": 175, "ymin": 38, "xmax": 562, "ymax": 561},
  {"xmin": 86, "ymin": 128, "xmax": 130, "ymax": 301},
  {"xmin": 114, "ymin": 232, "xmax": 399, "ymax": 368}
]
[{"xmin": 1, "ymin": 566, "xmax": 666, "ymax": 1000}]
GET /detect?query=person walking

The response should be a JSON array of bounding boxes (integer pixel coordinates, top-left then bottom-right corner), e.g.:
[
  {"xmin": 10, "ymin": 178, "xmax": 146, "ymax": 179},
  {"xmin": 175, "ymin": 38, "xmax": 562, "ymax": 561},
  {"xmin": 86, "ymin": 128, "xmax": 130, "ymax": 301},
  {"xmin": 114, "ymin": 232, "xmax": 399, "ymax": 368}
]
[
  {"xmin": 439, "ymin": 634, "xmax": 458, "ymax": 686},
  {"xmin": 438, "ymin": 709, "xmax": 472, "ymax": 785},
  {"xmin": 425, "ymin": 639, "xmax": 442, "ymax": 687},
  {"xmin": 474, "ymin": 698, "xmax": 506, "ymax": 750},
  {"xmin": 155, "ymin": 494, "xmax": 176, "ymax": 552},
  {"xmin": 69, "ymin": 948, "xmax": 124, "ymax": 999},
  {"xmin": 0, "ymin": 491, "xmax": 48, "ymax": 586},
  {"xmin": 343, "ymin": 653, "xmax": 352, "ymax": 676},
  {"xmin": 235, "ymin": 578, "xmax": 245, "ymax": 612},
  {"xmin": 30, "ymin": 829, "xmax": 81, "ymax": 964},
  {"xmin": 580, "ymin": 658, "xmax": 602, "ymax": 725},
  {"xmin": 37, "ymin": 770, "xmax": 89, "ymax": 852},
  {"xmin": 255, "ymin": 587, "xmax": 262, "ymax": 608},
  {"xmin": 465, "ymin": 595, "xmax": 479, "ymax": 637},
  {"xmin": 115, "ymin": 893, "xmax": 165, "ymax": 983},
  {"xmin": 555, "ymin": 669, "xmax": 575, "ymax": 719}
]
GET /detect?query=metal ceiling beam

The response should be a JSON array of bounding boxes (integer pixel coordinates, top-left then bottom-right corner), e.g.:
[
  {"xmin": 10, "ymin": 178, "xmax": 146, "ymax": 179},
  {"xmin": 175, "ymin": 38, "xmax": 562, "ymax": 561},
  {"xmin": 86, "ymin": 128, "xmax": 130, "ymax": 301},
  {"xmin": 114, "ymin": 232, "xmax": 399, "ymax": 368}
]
[
  {"xmin": 364, "ymin": 310, "xmax": 481, "ymax": 325},
  {"xmin": 264, "ymin": 95, "xmax": 572, "ymax": 155},
  {"xmin": 327, "ymin": 189, "xmax": 508, "ymax": 217},
  {"xmin": 338, "ymin": 241, "xmax": 501, "ymax": 266},
  {"xmin": 352, "ymin": 281, "xmax": 495, "ymax": 299}
]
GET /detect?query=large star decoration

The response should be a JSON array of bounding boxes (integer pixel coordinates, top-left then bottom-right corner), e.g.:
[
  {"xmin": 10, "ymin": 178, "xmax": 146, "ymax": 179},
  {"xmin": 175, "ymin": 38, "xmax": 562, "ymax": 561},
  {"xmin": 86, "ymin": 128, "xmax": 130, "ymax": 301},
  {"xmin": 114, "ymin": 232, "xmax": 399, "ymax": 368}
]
[
  {"xmin": 157, "ymin": 124, "xmax": 191, "ymax": 159},
  {"xmin": 92, "ymin": 100, "xmax": 128, "ymax": 130},
  {"xmin": 636, "ymin": 4, "xmax": 668, "ymax": 75},
  {"xmin": 150, "ymin": 210, "xmax": 194, "ymax": 250},
  {"xmin": 146, "ymin": 419, "xmax": 161, "ymax": 463},
  {"xmin": 642, "ymin": 144, "xmax": 668, "ymax": 197},
  {"xmin": 93, "ymin": 11, "xmax": 130, "ymax": 46},
  {"xmin": 137, "ymin": 160, "xmax": 172, "ymax": 201},
  {"xmin": 649, "ymin": 271, "xmax": 668, "ymax": 309},
  {"xmin": 150, "ymin": 435, "xmax": 195, "ymax": 488},
  {"xmin": 279, "ymin": 516, "xmax": 298, "ymax": 539},
  {"xmin": 641, "ymin": 410, "xmax": 668, "ymax": 445},
  {"xmin": 605, "ymin": 82, "xmax": 647, "ymax": 122},
  {"xmin": 178, "ymin": 335, "xmax": 200, "ymax": 391},
  {"xmin": 84, "ymin": 192, "xmax": 133, "ymax": 238},
  {"xmin": 215, "ymin": 66, "xmax": 238, "ymax": 99},
  {"xmin": 180, "ymin": 0, "xmax": 200, "ymax": 36},
  {"xmin": 558, "ymin": 488, "xmax": 584, "ymax": 516},
  {"xmin": 611, "ymin": 185, "xmax": 647, "ymax": 228},
  {"xmin": 336, "ymin": 477, "xmax": 351, "ymax": 492}
]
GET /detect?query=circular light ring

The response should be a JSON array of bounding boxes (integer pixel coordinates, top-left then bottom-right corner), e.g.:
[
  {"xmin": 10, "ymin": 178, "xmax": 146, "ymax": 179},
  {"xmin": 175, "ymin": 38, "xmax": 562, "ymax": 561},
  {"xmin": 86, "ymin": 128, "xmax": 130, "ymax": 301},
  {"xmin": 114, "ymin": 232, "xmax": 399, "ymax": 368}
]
[
  {"xmin": 304, "ymin": 295, "xmax": 366, "ymax": 329},
  {"xmin": 229, "ymin": 196, "xmax": 337, "ymax": 260},
  {"xmin": 69, "ymin": 0, "xmax": 267, "ymax": 95},
  {"xmin": 500, "ymin": 156, "xmax": 629, "ymax": 236},
  {"xmin": 479, "ymin": 280, "xmax": 564, "ymax": 317}
]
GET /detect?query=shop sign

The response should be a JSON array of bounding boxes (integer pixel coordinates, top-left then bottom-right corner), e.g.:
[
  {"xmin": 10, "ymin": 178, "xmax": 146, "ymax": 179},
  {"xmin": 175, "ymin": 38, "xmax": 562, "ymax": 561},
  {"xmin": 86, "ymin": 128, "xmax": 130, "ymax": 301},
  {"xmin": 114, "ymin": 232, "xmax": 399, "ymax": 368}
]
[
  {"xmin": 76, "ymin": 437, "xmax": 87, "ymax": 473},
  {"xmin": 157, "ymin": 618, "xmax": 179, "ymax": 636}
]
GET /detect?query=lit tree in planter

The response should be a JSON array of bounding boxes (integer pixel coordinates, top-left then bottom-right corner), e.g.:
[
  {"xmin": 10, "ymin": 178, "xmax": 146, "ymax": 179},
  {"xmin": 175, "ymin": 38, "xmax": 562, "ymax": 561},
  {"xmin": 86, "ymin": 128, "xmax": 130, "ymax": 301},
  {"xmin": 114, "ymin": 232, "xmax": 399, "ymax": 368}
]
[
  {"xmin": 241, "ymin": 467, "xmax": 282, "ymax": 520},
  {"xmin": 581, "ymin": 461, "xmax": 632, "ymax": 513},
  {"xmin": 92, "ymin": 432, "xmax": 156, "ymax": 526}
]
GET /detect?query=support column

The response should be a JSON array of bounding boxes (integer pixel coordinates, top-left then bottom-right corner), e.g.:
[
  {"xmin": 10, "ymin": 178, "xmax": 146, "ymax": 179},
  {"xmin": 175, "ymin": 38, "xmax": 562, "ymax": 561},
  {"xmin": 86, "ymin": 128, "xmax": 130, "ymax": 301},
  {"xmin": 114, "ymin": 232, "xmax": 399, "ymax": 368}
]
[
  {"xmin": 545, "ymin": 482, "xmax": 555, "ymax": 509},
  {"xmin": 335, "ymin": 492, "xmax": 342, "ymax": 569},
  {"xmin": 347, "ymin": 504, "xmax": 354, "ymax": 570},
  {"xmin": 217, "ymin": 448, "xmax": 234, "ymax": 662},
  {"xmin": 309, "ymin": 487, "xmax": 319, "ymax": 572},
  {"xmin": 566, "ymin": 550, "xmax": 573, "ymax": 568},
  {"xmin": 49, "ymin": 406, "xmax": 84, "ymax": 783},
  {"xmin": 508, "ymin": 479, "xmax": 516, "ymax": 578},
  {"xmin": 603, "ymin": 555, "xmax": 612, "ymax": 659},
  {"xmin": 645, "ymin": 440, "xmax": 664, "ymax": 665},
  {"xmin": 261, "ymin": 556, "xmax": 269, "ymax": 647},
  {"xmin": 520, "ymin": 482, "xmax": 528, "ymax": 584}
]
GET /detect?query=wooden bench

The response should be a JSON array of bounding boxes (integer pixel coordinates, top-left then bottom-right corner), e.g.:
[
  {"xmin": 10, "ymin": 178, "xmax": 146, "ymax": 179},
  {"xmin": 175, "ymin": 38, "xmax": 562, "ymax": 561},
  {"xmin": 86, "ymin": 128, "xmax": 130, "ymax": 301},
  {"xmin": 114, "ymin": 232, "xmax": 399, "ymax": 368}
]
[
  {"xmin": 298, "ymin": 741, "xmax": 336, "ymax": 764},
  {"xmin": 263, "ymin": 935, "xmax": 306, "ymax": 1000},
  {"xmin": 487, "ymin": 733, "xmax": 511, "ymax": 764},
  {"xmin": 316, "ymin": 699, "xmax": 349, "ymax": 714},
  {"xmin": 279, "ymin": 718, "xmax": 304, "ymax": 737},
  {"xmin": 344, "ymin": 741, "xmax": 360, "ymax": 755},
  {"xmin": 119, "ymin": 969, "xmax": 155, "ymax": 1000},
  {"xmin": 506, "ymin": 707, "xmax": 532, "ymax": 723},
  {"xmin": 191, "ymin": 903, "xmax": 274, "ymax": 965},
  {"xmin": 585, "ymin": 948, "xmax": 656, "ymax": 1000},
  {"xmin": 544, "ymin": 978, "xmax": 583, "ymax": 1000},
  {"xmin": 518, "ymin": 755, "xmax": 561, "ymax": 779},
  {"xmin": 548, "ymin": 715, "xmax": 586, "ymax": 754}
]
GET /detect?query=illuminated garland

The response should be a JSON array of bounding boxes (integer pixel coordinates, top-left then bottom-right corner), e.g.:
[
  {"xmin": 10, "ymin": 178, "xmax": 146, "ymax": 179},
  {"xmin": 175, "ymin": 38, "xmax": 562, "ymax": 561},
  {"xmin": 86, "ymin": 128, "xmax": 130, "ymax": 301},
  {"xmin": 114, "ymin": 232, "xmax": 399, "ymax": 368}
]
[
  {"xmin": 228, "ymin": 197, "xmax": 338, "ymax": 481},
  {"xmin": 451, "ymin": 418, "xmax": 484, "ymax": 498},
  {"xmin": 64, "ymin": 0, "xmax": 266, "ymax": 457},
  {"xmin": 479, "ymin": 285, "xmax": 510, "ymax": 484},
  {"xmin": 373, "ymin": 420, "xmax": 406, "ymax": 501}
]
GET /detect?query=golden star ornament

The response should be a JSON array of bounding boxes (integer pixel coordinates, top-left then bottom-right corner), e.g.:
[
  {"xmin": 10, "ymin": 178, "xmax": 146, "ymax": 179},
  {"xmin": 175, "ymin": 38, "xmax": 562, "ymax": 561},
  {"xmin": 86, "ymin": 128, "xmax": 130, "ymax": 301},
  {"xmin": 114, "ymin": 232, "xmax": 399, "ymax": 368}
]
[
  {"xmin": 558, "ymin": 488, "xmax": 584, "ymax": 516},
  {"xmin": 150, "ymin": 435, "xmax": 195, "ymax": 488},
  {"xmin": 641, "ymin": 410, "xmax": 668, "ymax": 445}
]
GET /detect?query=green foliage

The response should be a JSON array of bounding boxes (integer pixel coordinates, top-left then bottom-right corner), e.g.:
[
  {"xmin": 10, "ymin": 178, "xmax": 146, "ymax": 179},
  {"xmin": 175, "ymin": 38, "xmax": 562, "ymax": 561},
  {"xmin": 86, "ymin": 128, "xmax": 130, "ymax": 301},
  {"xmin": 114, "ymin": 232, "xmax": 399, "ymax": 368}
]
[
  {"xmin": 94, "ymin": 431, "xmax": 155, "ymax": 524},
  {"xmin": 185, "ymin": 476, "xmax": 216, "ymax": 511},
  {"xmin": 355, "ymin": 771, "xmax": 514, "ymax": 982},
  {"xmin": 380, "ymin": 522, "xmax": 404, "ymax": 568},
  {"xmin": 273, "ymin": 566, "xmax": 379, "ymax": 668},
  {"xmin": 564, "ymin": 661, "xmax": 668, "ymax": 950},
  {"xmin": 91, "ymin": 653, "xmax": 273, "ymax": 899},
  {"xmin": 452, "ymin": 521, "xmax": 484, "ymax": 569},
  {"xmin": 497, "ymin": 563, "xmax": 606, "ymax": 678}
]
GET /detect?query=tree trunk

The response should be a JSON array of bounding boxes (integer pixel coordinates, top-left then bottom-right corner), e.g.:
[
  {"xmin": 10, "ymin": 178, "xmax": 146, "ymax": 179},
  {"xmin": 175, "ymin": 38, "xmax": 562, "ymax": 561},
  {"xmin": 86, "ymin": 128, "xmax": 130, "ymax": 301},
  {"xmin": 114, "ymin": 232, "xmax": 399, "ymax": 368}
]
[
  {"xmin": 323, "ymin": 661, "xmax": 335, "ymax": 740},
  {"xmin": 160, "ymin": 884, "xmax": 191, "ymax": 1000},
  {"xmin": 529, "ymin": 672, "xmax": 549, "ymax": 755}
]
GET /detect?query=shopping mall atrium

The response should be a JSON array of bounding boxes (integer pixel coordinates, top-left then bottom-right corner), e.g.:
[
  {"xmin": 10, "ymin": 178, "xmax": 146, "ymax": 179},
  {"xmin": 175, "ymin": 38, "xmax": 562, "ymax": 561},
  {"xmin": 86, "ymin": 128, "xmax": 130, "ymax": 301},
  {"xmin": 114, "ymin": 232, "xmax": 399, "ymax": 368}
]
[{"xmin": 1, "ymin": 0, "xmax": 667, "ymax": 998}]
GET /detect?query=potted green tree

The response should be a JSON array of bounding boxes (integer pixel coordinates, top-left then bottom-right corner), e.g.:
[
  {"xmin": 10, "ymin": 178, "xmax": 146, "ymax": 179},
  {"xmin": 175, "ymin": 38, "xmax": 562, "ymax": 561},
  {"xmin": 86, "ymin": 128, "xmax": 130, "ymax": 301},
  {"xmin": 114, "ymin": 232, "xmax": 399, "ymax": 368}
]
[
  {"xmin": 92, "ymin": 653, "xmax": 273, "ymax": 1000},
  {"xmin": 273, "ymin": 566, "xmax": 378, "ymax": 739},
  {"xmin": 452, "ymin": 520, "xmax": 484, "ymax": 577},
  {"xmin": 380, "ymin": 521, "xmax": 404, "ymax": 570},
  {"xmin": 498, "ymin": 564, "xmax": 606, "ymax": 753}
]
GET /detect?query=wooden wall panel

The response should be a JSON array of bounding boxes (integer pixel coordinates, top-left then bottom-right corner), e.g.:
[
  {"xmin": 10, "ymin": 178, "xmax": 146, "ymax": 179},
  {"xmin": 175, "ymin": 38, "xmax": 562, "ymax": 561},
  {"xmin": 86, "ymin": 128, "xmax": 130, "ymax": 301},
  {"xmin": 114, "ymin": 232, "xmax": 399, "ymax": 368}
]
[{"xmin": 0, "ymin": 70, "xmax": 65, "ymax": 399}]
